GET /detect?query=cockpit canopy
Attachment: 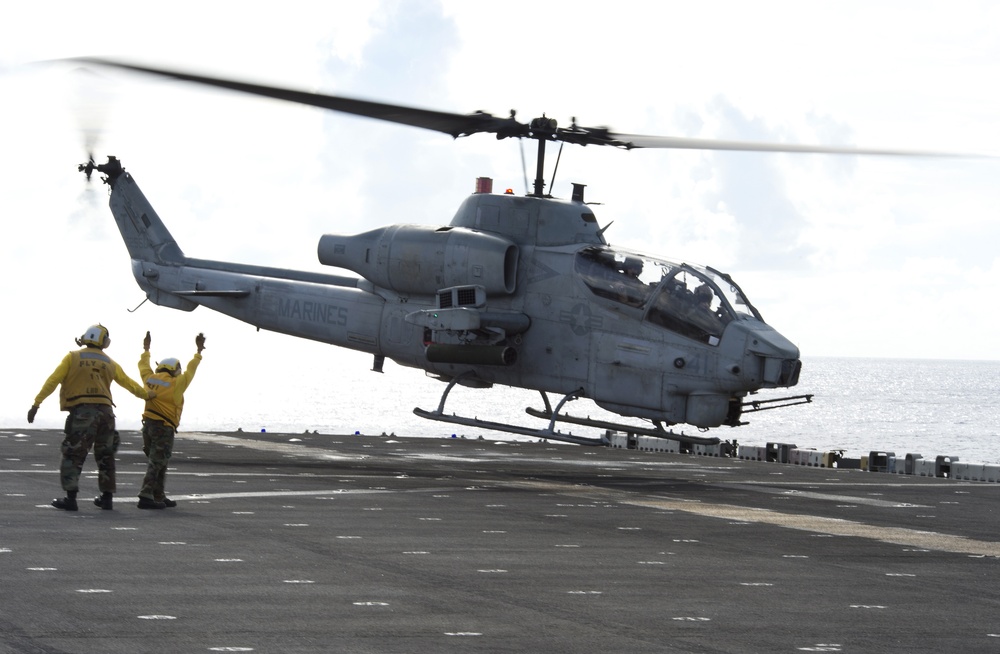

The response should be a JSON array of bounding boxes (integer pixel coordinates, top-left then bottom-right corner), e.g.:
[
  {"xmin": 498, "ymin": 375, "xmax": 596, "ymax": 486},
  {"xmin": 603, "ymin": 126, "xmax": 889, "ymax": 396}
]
[{"xmin": 575, "ymin": 246, "xmax": 763, "ymax": 346}]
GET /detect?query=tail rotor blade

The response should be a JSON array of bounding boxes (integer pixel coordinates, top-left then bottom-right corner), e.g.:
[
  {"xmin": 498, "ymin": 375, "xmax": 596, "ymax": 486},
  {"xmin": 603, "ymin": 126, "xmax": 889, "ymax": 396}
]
[{"xmin": 67, "ymin": 66, "xmax": 116, "ymax": 179}]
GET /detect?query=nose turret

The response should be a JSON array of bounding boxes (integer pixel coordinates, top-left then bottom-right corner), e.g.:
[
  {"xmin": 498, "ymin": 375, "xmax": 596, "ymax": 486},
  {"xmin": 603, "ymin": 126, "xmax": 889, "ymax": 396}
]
[{"xmin": 741, "ymin": 323, "xmax": 802, "ymax": 388}]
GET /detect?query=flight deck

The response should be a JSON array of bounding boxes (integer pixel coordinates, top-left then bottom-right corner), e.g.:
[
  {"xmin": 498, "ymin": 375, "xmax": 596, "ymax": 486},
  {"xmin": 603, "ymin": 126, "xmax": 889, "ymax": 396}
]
[{"xmin": 2, "ymin": 428, "xmax": 999, "ymax": 653}]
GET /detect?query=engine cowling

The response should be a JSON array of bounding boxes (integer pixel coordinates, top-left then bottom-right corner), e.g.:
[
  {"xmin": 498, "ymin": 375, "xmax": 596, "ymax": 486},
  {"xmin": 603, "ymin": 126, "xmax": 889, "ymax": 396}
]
[{"xmin": 317, "ymin": 225, "xmax": 518, "ymax": 296}]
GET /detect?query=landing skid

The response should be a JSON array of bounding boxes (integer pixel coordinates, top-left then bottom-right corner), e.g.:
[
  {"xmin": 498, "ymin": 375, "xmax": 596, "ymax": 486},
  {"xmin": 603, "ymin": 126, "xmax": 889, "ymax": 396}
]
[
  {"xmin": 525, "ymin": 394, "xmax": 721, "ymax": 447},
  {"xmin": 413, "ymin": 374, "xmax": 607, "ymax": 446}
]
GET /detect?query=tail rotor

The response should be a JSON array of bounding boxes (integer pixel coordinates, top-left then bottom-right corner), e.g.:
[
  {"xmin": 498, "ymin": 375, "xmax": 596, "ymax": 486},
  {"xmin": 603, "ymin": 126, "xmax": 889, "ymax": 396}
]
[
  {"xmin": 68, "ymin": 66, "xmax": 115, "ymax": 184},
  {"xmin": 78, "ymin": 154, "xmax": 97, "ymax": 181}
]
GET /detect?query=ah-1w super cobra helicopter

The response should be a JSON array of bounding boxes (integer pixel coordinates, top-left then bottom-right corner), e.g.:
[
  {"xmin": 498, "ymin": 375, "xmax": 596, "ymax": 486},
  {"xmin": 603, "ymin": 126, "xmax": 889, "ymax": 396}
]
[{"xmin": 70, "ymin": 58, "xmax": 942, "ymax": 448}]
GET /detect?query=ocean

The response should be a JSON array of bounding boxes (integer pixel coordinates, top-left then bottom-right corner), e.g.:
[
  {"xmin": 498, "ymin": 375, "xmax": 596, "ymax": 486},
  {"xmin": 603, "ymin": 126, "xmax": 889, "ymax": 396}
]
[{"xmin": 171, "ymin": 356, "xmax": 1000, "ymax": 465}]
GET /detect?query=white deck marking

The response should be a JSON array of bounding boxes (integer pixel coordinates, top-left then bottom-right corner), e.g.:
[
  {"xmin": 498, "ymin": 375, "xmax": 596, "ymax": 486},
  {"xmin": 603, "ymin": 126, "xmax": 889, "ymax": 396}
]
[
  {"xmin": 721, "ymin": 483, "xmax": 932, "ymax": 508},
  {"xmin": 171, "ymin": 489, "xmax": 391, "ymax": 501},
  {"xmin": 177, "ymin": 432, "xmax": 365, "ymax": 461},
  {"xmin": 514, "ymin": 480, "xmax": 1000, "ymax": 557},
  {"xmin": 175, "ymin": 433, "xmax": 1000, "ymax": 557}
]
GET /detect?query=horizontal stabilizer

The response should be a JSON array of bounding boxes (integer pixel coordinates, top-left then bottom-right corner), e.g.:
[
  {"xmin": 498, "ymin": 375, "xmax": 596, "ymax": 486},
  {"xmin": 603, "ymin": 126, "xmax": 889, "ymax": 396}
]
[{"xmin": 173, "ymin": 289, "xmax": 251, "ymax": 298}]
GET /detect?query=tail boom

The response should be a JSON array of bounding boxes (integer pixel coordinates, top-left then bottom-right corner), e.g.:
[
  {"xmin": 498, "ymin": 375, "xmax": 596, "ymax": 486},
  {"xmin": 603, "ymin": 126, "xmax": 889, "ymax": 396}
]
[{"xmin": 98, "ymin": 157, "xmax": 387, "ymax": 353}]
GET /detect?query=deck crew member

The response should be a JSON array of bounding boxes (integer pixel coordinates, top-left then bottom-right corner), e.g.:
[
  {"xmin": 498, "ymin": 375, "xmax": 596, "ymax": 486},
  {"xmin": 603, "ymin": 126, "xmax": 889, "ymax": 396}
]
[
  {"xmin": 28, "ymin": 324, "xmax": 153, "ymax": 511},
  {"xmin": 137, "ymin": 331, "xmax": 206, "ymax": 510}
]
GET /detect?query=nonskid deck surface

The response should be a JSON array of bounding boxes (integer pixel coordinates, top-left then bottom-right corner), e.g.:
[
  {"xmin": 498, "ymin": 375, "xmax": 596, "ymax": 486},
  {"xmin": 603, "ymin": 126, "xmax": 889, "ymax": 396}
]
[{"xmin": 2, "ymin": 428, "xmax": 999, "ymax": 653}]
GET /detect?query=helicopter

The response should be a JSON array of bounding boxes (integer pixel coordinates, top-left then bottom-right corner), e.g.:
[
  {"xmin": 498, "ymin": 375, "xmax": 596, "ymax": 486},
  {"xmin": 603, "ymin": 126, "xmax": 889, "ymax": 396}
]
[{"xmin": 70, "ymin": 57, "xmax": 967, "ymax": 448}]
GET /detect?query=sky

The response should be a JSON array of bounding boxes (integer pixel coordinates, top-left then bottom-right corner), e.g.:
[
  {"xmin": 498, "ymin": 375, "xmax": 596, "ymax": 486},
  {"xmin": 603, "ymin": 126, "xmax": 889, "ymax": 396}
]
[{"xmin": 1, "ymin": 0, "xmax": 999, "ymax": 431}]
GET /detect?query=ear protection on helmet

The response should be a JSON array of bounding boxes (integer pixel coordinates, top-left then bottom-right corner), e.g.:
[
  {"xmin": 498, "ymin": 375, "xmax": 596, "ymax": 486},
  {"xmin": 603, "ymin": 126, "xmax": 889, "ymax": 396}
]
[
  {"xmin": 78, "ymin": 324, "xmax": 111, "ymax": 349},
  {"xmin": 156, "ymin": 357, "xmax": 182, "ymax": 376}
]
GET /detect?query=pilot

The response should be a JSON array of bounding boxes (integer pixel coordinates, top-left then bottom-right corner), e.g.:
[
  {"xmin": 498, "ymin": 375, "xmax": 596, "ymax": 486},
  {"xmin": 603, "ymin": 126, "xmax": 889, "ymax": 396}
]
[
  {"xmin": 613, "ymin": 258, "xmax": 646, "ymax": 306},
  {"xmin": 28, "ymin": 324, "xmax": 153, "ymax": 511},
  {"xmin": 688, "ymin": 284, "xmax": 724, "ymax": 335},
  {"xmin": 136, "ymin": 331, "xmax": 206, "ymax": 510},
  {"xmin": 694, "ymin": 283, "xmax": 713, "ymax": 308},
  {"xmin": 622, "ymin": 257, "xmax": 643, "ymax": 279}
]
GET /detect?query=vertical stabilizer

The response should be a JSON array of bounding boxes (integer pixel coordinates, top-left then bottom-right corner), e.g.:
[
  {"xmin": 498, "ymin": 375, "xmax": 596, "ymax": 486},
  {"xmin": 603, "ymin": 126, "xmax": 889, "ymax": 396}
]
[{"xmin": 96, "ymin": 159, "xmax": 185, "ymax": 264}]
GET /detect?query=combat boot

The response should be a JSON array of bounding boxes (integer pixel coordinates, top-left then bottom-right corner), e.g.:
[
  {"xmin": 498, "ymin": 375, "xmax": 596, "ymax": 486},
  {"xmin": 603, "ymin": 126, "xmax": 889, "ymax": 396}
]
[
  {"xmin": 93, "ymin": 493, "xmax": 113, "ymax": 510},
  {"xmin": 137, "ymin": 497, "xmax": 166, "ymax": 510},
  {"xmin": 161, "ymin": 498, "xmax": 177, "ymax": 508},
  {"xmin": 52, "ymin": 496, "xmax": 78, "ymax": 511}
]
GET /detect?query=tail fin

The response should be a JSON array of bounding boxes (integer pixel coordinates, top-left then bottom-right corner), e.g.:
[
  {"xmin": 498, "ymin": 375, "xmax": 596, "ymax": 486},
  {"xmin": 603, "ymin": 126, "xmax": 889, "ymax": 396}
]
[{"xmin": 95, "ymin": 157, "xmax": 185, "ymax": 264}]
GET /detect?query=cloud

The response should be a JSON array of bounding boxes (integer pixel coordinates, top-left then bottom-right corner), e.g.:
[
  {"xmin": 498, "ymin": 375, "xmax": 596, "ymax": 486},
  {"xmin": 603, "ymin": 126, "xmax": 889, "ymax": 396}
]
[{"xmin": 3, "ymin": 0, "xmax": 1000, "ymax": 436}]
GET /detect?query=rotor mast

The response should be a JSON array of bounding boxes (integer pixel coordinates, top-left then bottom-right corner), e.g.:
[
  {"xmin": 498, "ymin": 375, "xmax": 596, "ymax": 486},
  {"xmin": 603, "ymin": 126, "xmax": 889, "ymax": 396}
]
[
  {"xmin": 531, "ymin": 123, "xmax": 549, "ymax": 197},
  {"xmin": 531, "ymin": 115, "xmax": 556, "ymax": 198},
  {"xmin": 524, "ymin": 115, "xmax": 561, "ymax": 198}
]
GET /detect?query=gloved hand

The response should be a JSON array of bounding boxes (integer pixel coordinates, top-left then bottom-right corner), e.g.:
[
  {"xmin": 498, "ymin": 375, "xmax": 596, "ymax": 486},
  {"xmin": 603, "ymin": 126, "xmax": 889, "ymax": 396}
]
[
  {"xmin": 195, "ymin": 333, "xmax": 206, "ymax": 352},
  {"xmin": 143, "ymin": 331, "xmax": 151, "ymax": 351},
  {"xmin": 27, "ymin": 405, "xmax": 38, "ymax": 423}
]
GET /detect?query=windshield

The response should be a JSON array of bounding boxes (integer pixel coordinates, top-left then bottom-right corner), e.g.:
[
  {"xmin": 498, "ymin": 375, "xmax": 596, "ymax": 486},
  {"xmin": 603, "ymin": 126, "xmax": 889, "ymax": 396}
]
[
  {"xmin": 575, "ymin": 246, "xmax": 762, "ymax": 345},
  {"xmin": 704, "ymin": 265, "xmax": 761, "ymax": 322},
  {"xmin": 575, "ymin": 247, "xmax": 657, "ymax": 307}
]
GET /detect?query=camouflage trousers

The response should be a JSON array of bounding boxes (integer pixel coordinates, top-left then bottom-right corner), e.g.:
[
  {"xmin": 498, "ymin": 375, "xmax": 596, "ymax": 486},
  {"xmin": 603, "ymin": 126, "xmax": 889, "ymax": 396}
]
[
  {"xmin": 139, "ymin": 419, "xmax": 175, "ymax": 501},
  {"xmin": 60, "ymin": 404, "xmax": 118, "ymax": 493}
]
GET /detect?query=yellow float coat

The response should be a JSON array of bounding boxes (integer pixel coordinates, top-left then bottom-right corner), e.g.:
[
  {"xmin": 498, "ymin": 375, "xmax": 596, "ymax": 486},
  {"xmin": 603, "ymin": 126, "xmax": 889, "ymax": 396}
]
[{"xmin": 139, "ymin": 351, "xmax": 202, "ymax": 428}]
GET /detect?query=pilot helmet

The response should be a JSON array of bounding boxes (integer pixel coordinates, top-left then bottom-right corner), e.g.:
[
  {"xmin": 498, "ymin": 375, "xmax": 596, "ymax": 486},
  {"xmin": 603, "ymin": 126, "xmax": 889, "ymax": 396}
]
[
  {"xmin": 156, "ymin": 357, "xmax": 182, "ymax": 376},
  {"xmin": 623, "ymin": 257, "xmax": 643, "ymax": 276},
  {"xmin": 78, "ymin": 324, "xmax": 111, "ymax": 349}
]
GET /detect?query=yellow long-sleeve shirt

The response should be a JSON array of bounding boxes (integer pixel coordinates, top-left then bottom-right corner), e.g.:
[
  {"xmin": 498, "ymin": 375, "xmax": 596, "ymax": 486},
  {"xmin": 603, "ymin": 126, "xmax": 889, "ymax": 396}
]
[
  {"xmin": 139, "ymin": 350, "xmax": 202, "ymax": 428},
  {"xmin": 34, "ymin": 347, "xmax": 149, "ymax": 410}
]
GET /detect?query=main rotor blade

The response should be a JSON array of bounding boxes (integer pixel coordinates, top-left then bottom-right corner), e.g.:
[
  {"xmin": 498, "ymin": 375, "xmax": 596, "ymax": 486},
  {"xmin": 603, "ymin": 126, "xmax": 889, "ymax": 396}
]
[
  {"xmin": 65, "ymin": 57, "xmax": 992, "ymax": 159},
  {"xmin": 69, "ymin": 57, "xmax": 525, "ymax": 140},
  {"xmin": 609, "ymin": 133, "xmax": 992, "ymax": 158}
]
